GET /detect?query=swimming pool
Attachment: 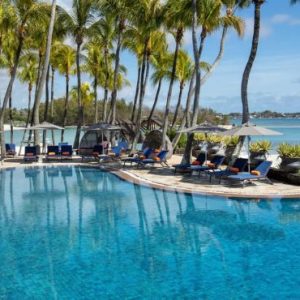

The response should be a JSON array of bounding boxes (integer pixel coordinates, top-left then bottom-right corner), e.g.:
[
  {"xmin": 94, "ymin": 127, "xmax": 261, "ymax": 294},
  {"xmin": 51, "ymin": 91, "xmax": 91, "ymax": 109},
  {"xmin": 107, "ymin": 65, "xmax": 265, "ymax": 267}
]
[{"xmin": 1, "ymin": 166, "xmax": 300, "ymax": 299}]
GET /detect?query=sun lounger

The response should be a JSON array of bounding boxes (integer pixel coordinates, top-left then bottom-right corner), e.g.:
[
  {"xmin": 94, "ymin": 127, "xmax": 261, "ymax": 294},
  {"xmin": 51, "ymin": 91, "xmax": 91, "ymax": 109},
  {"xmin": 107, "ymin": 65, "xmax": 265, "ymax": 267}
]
[
  {"xmin": 24, "ymin": 146, "xmax": 38, "ymax": 162},
  {"xmin": 5, "ymin": 143, "xmax": 16, "ymax": 156},
  {"xmin": 46, "ymin": 145, "xmax": 60, "ymax": 160},
  {"xmin": 173, "ymin": 152, "xmax": 206, "ymax": 174},
  {"xmin": 190, "ymin": 155, "xmax": 225, "ymax": 177},
  {"xmin": 122, "ymin": 147, "xmax": 154, "ymax": 166},
  {"xmin": 208, "ymin": 157, "xmax": 248, "ymax": 183},
  {"xmin": 227, "ymin": 160, "xmax": 273, "ymax": 187},
  {"xmin": 61, "ymin": 145, "xmax": 73, "ymax": 160},
  {"xmin": 138, "ymin": 150, "xmax": 169, "ymax": 167}
]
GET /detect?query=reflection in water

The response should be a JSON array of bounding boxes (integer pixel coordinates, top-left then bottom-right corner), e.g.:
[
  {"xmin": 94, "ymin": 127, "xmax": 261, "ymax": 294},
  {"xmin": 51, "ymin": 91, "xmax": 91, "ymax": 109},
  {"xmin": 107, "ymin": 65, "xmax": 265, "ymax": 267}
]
[{"xmin": 0, "ymin": 167, "xmax": 300, "ymax": 299}]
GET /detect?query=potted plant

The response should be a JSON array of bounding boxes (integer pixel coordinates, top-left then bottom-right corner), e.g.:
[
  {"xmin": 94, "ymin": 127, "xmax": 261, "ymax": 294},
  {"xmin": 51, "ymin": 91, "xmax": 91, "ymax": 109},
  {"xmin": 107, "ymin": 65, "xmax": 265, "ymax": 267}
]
[
  {"xmin": 249, "ymin": 140, "xmax": 272, "ymax": 161},
  {"xmin": 277, "ymin": 143, "xmax": 300, "ymax": 171},
  {"xmin": 223, "ymin": 136, "xmax": 239, "ymax": 163}
]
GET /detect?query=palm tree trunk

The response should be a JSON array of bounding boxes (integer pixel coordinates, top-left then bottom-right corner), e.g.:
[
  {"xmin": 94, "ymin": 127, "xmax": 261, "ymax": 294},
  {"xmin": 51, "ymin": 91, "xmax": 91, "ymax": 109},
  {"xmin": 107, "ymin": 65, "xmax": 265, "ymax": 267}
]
[
  {"xmin": 94, "ymin": 76, "xmax": 98, "ymax": 123},
  {"xmin": 0, "ymin": 32, "xmax": 24, "ymax": 158},
  {"xmin": 32, "ymin": 0, "xmax": 57, "ymax": 146},
  {"xmin": 172, "ymin": 74, "xmax": 195, "ymax": 149},
  {"xmin": 102, "ymin": 47, "xmax": 109, "ymax": 122},
  {"xmin": 131, "ymin": 64, "xmax": 141, "ymax": 122},
  {"xmin": 50, "ymin": 66, "xmax": 55, "ymax": 145},
  {"xmin": 110, "ymin": 18, "xmax": 124, "ymax": 125},
  {"xmin": 241, "ymin": 1, "xmax": 263, "ymax": 124},
  {"xmin": 9, "ymin": 94, "xmax": 13, "ymax": 144},
  {"xmin": 61, "ymin": 73, "xmax": 69, "ymax": 142},
  {"xmin": 50, "ymin": 66, "xmax": 55, "ymax": 121},
  {"xmin": 171, "ymin": 81, "xmax": 184, "ymax": 128},
  {"xmin": 131, "ymin": 41, "xmax": 148, "ymax": 152},
  {"xmin": 19, "ymin": 84, "xmax": 33, "ymax": 155},
  {"xmin": 73, "ymin": 42, "xmax": 83, "ymax": 149},
  {"xmin": 43, "ymin": 65, "xmax": 50, "ymax": 149},
  {"xmin": 182, "ymin": 0, "xmax": 203, "ymax": 164},
  {"xmin": 147, "ymin": 77, "xmax": 162, "ymax": 128},
  {"xmin": 161, "ymin": 28, "xmax": 182, "ymax": 149}
]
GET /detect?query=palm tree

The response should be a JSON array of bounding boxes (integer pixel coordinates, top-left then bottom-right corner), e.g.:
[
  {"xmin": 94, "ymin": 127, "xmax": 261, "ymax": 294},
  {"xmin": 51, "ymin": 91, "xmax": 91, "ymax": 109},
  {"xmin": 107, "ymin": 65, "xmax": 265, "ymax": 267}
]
[
  {"xmin": 89, "ymin": 14, "xmax": 115, "ymax": 122},
  {"xmin": 148, "ymin": 47, "xmax": 172, "ymax": 126},
  {"xmin": 0, "ymin": 31, "xmax": 17, "ymax": 144},
  {"xmin": 0, "ymin": 0, "xmax": 48, "ymax": 156},
  {"xmin": 100, "ymin": 0, "xmax": 129, "ymax": 125},
  {"xmin": 18, "ymin": 52, "xmax": 38, "ymax": 152},
  {"xmin": 171, "ymin": 50, "xmax": 193, "ymax": 128},
  {"xmin": 83, "ymin": 40, "xmax": 104, "ymax": 123},
  {"xmin": 0, "ymin": 1, "xmax": 16, "ymax": 55},
  {"xmin": 182, "ymin": 0, "xmax": 226, "ymax": 164},
  {"xmin": 123, "ymin": 26, "xmax": 145, "ymax": 122},
  {"xmin": 161, "ymin": 0, "xmax": 192, "ymax": 148},
  {"xmin": 60, "ymin": 0, "xmax": 96, "ymax": 148},
  {"xmin": 241, "ymin": 0, "xmax": 264, "ymax": 124},
  {"xmin": 130, "ymin": 0, "xmax": 164, "ymax": 150},
  {"xmin": 52, "ymin": 42, "xmax": 76, "ymax": 142}
]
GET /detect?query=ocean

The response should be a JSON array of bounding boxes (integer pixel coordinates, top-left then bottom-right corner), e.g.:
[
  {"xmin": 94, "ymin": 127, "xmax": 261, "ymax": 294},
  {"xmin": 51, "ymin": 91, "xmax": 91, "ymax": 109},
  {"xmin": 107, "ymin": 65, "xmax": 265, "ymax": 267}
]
[{"xmin": 230, "ymin": 118, "xmax": 300, "ymax": 147}]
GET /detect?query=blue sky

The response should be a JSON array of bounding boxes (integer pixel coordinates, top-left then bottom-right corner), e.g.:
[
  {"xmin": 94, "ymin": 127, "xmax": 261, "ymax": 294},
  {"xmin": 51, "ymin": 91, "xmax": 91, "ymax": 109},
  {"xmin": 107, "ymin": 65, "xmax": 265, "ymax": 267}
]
[{"xmin": 1, "ymin": 0, "xmax": 300, "ymax": 113}]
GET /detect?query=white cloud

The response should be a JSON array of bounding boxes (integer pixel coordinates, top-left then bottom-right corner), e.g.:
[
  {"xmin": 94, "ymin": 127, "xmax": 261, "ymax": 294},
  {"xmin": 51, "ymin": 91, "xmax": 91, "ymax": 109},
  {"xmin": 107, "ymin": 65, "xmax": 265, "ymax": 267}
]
[
  {"xmin": 244, "ymin": 18, "xmax": 272, "ymax": 38},
  {"xmin": 271, "ymin": 14, "xmax": 300, "ymax": 25}
]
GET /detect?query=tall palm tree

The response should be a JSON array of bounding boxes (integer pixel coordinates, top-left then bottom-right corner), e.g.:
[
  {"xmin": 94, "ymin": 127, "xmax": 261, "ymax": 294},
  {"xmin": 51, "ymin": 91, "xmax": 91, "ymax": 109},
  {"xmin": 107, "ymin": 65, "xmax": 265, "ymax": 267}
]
[
  {"xmin": 123, "ymin": 26, "xmax": 145, "ymax": 122},
  {"xmin": 100, "ymin": 0, "xmax": 129, "ymax": 125},
  {"xmin": 130, "ymin": 0, "xmax": 164, "ymax": 150},
  {"xmin": 51, "ymin": 42, "xmax": 76, "ymax": 142},
  {"xmin": 171, "ymin": 50, "xmax": 193, "ymax": 128},
  {"xmin": 161, "ymin": 0, "xmax": 192, "ymax": 148},
  {"xmin": 182, "ymin": 0, "xmax": 226, "ymax": 164},
  {"xmin": 60, "ymin": 0, "xmax": 96, "ymax": 148},
  {"xmin": 83, "ymin": 40, "xmax": 105, "ymax": 123},
  {"xmin": 18, "ymin": 52, "xmax": 38, "ymax": 152},
  {"xmin": 148, "ymin": 47, "xmax": 172, "ymax": 126},
  {"xmin": 0, "ymin": 31, "xmax": 17, "ymax": 144},
  {"xmin": 0, "ymin": 0, "xmax": 48, "ymax": 156},
  {"xmin": 241, "ymin": 0, "xmax": 263, "ymax": 124},
  {"xmin": 89, "ymin": 14, "xmax": 115, "ymax": 122}
]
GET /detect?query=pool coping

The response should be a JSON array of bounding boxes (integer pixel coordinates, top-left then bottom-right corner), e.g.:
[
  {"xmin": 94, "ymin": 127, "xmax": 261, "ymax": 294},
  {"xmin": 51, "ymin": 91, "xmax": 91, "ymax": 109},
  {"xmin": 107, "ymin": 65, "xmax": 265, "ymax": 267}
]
[{"xmin": 1, "ymin": 160, "xmax": 300, "ymax": 199}]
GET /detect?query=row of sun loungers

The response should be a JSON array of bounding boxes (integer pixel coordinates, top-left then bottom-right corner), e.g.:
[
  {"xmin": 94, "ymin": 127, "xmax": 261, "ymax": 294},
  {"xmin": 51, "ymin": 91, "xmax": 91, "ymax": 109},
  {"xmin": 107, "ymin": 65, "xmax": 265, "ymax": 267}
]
[
  {"xmin": 173, "ymin": 153, "xmax": 273, "ymax": 187},
  {"xmin": 122, "ymin": 148, "xmax": 169, "ymax": 167}
]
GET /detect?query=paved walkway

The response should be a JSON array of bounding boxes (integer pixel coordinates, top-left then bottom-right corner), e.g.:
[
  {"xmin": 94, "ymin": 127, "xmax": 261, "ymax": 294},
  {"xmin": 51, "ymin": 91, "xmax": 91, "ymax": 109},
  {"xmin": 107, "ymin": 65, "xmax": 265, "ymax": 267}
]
[{"xmin": 1, "ymin": 156, "xmax": 299, "ymax": 199}]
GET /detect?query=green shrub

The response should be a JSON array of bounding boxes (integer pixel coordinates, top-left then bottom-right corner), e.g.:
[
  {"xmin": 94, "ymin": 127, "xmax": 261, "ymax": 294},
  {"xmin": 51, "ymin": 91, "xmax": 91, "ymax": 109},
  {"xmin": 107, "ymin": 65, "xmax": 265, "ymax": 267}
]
[
  {"xmin": 278, "ymin": 143, "xmax": 300, "ymax": 158},
  {"xmin": 167, "ymin": 128, "xmax": 187, "ymax": 149}
]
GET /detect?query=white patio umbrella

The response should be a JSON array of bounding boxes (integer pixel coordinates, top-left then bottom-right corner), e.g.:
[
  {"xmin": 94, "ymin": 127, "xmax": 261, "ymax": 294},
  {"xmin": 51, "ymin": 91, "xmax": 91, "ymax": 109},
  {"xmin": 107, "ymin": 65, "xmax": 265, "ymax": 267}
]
[
  {"xmin": 220, "ymin": 122, "xmax": 282, "ymax": 171},
  {"xmin": 27, "ymin": 121, "xmax": 64, "ymax": 150}
]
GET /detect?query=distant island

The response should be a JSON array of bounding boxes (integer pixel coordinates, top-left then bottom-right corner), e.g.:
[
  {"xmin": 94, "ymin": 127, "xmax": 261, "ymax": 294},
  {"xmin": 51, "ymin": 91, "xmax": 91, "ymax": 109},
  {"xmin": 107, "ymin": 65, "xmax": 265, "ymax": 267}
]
[{"xmin": 228, "ymin": 110, "xmax": 300, "ymax": 119}]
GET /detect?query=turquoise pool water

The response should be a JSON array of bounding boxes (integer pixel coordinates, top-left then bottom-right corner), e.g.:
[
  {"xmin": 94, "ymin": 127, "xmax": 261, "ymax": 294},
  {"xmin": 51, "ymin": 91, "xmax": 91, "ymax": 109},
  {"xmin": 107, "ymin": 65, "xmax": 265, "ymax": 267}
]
[{"xmin": 1, "ymin": 166, "xmax": 300, "ymax": 299}]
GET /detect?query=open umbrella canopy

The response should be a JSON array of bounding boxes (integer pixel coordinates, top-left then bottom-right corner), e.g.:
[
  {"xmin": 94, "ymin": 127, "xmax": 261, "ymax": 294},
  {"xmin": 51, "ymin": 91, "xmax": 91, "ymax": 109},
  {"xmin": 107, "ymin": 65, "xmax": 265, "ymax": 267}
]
[
  {"xmin": 84, "ymin": 122, "xmax": 121, "ymax": 131},
  {"xmin": 178, "ymin": 122, "xmax": 228, "ymax": 134},
  {"xmin": 28, "ymin": 121, "xmax": 64, "ymax": 130},
  {"xmin": 220, "ymin": 122, "xmax": 282, "ymax": 137}
]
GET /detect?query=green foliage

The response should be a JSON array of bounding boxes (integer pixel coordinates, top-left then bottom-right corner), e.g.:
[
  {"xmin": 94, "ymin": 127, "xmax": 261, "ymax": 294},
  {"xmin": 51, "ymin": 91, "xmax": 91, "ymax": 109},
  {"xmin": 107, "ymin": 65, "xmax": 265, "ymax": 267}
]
[
  {"xmin": 223, "ymin": 136, "xmax": 239, "ymax": 147},
  {"xmin": 206, "ymin": 135, "xmax": 223, "ymax": 144},
  {"xmin": 167, "ymin": 128, "xmax": 186, "ymax": 149},
  {"xmin": 277, "ymin": 143, "xmax": 300, "ymax": 158},
  {"xmin": 249, "ymin": 140, "xmax": 272, "ymax": 153}
]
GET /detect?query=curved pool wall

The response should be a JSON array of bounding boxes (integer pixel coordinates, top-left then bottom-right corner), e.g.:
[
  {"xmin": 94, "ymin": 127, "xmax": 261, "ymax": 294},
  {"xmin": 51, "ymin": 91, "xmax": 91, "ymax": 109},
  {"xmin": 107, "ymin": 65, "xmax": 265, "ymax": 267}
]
[{"xmin": 1, "ymin": 166, "xmax": 300, "ymax": 299}]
